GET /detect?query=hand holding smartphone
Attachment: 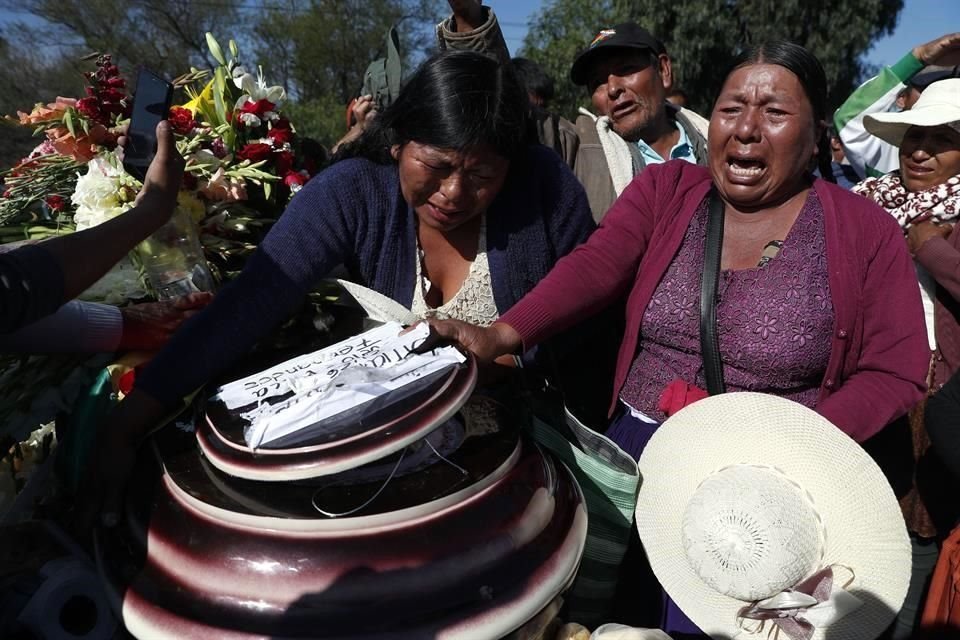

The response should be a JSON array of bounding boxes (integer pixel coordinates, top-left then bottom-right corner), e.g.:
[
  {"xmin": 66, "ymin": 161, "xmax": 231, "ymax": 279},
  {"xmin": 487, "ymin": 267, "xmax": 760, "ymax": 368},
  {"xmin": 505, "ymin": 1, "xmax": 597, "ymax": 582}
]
[{"xmin": 123, "ymin": 68, "xmax": 174, "ymax": 182}]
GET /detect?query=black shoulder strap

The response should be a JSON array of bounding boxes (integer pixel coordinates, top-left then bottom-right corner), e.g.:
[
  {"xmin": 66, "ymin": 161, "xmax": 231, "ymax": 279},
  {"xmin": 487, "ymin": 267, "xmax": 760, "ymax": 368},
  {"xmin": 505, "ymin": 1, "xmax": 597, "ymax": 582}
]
[{"xmin": 700, "ymin": 192, "xmax": 726, "ymax": 395}]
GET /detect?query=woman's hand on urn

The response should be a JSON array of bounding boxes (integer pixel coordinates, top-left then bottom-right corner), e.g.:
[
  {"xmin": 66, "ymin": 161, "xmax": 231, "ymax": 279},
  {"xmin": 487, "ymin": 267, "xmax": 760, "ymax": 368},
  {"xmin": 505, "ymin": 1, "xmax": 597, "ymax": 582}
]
[
  {"xmin": 420, "ymin": 318, "xmax": 522, "ymax": 363},
  {"xmin": 119, "ymin": 291, "xmax": 213, "ymax": 351}
]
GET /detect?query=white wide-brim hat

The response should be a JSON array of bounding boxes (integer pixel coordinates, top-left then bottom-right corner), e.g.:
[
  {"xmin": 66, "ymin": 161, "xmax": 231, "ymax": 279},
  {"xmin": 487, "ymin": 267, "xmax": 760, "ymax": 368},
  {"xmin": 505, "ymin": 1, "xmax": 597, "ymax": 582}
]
[
  {"xmin": 636, "ymin": 393, "xmax": 910, "ymax": 640},
  {"xmin": 864, "ymin": 77, "xmax": 960, "ymax": 147}
]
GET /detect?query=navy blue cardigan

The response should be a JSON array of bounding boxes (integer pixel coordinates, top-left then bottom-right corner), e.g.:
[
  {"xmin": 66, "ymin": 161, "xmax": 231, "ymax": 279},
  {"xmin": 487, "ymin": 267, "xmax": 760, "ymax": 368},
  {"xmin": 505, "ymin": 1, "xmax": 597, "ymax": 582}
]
[{"xmin": 137, "ymin": 144, "xmax": 596, "ymax": 405}]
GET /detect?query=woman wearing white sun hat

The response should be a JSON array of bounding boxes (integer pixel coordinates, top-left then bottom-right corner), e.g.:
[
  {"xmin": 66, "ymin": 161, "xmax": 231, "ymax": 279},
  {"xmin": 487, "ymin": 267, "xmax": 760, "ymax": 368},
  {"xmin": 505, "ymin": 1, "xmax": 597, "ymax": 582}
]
[
  {"xmin": 853, "ymin": 77, "xmax": 960, "ymax": 639},
  {"xmin": 636, "ymin": 392, "xmax": 911, "ymax": 640}
]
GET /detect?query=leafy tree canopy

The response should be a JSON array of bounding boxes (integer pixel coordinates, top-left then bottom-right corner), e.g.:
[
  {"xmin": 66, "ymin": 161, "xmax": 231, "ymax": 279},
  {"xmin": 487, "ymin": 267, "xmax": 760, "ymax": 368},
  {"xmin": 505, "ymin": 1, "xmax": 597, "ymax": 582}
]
[{"xmin": 521, "ymin": 0, "xmax": 903, "ymax": 120}]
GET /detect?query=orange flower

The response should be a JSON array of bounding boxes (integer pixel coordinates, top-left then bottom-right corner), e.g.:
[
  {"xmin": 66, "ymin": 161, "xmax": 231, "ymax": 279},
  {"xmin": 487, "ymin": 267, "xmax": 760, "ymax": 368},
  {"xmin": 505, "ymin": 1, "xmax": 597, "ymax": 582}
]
[
  {"xmin": 16, "ymin": 97, "xmax": 78, "ymax": 126},
  {"xmin": 46, "ymin": 123, "xmax": 115, "ymax": 162}
]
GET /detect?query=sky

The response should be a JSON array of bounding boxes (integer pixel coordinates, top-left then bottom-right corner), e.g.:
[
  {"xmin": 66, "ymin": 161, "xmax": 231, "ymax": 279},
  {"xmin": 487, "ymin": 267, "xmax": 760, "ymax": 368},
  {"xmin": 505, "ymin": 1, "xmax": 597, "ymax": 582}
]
[
  {"xmin": 491, "ymin": 0, "xmax": 960, "ymax": 68},
  {"xmin": 0, "ymin": 0, "xmax": 955, "ymax": 70}
]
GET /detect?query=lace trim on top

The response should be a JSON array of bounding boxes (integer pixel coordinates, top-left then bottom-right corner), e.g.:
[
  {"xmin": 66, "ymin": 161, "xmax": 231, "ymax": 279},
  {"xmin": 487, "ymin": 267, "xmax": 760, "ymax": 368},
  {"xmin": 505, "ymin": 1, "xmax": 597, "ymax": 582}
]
[{"xmin": 411, "ymin": 216, "xmax": 499, "ymax": 327}]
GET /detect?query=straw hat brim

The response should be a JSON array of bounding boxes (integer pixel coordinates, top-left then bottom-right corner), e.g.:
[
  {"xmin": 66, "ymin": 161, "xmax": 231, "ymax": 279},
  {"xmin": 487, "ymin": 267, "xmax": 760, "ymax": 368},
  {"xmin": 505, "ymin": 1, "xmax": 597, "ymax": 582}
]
[
  {"xmin": 864, "ymin": 103, "xmax": 960, "ymax": 147},
  {"xmin": 635, "ymin": 393, "xmax": 910, "ymax": 640}
]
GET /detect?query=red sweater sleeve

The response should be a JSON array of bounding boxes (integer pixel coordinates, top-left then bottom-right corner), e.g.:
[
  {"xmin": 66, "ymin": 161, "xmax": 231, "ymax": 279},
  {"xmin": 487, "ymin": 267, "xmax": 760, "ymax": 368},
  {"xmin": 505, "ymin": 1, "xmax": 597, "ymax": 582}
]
[
  {"xmin": 816, "ymin": 197, "xmax": 929, "ymax": 441},
  {"xmin": 497, "ymin": 163, "xmax": 662, "ymax": 348}
]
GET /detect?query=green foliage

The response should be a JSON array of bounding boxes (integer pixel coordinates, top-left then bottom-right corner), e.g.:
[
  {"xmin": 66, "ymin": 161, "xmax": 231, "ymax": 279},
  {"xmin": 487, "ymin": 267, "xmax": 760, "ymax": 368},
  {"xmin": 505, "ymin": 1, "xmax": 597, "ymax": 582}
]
[
  {"xmin": 283, "ymin": 95, "xmax": 351, "ymax": 150},
  {"xmin": 251, "ymin": 0, "xmax": 445, "ymax": 103},
  {"xmin": 522, "ymin": 0, "xmax": 904, "ymax": 120}
]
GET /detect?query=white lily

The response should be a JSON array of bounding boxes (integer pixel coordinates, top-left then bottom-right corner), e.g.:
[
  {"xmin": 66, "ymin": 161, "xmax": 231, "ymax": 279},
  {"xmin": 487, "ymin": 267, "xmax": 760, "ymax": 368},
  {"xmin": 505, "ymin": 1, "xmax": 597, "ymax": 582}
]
[{"xmin": 233, "ymin": 65, "xmax": 285, "ymax": 106}]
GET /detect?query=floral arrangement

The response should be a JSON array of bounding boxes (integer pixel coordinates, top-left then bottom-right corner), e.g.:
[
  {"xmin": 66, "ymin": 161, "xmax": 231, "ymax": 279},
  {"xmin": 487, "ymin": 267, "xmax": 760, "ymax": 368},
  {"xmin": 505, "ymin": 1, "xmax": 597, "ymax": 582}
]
[
  {"xmin": 0, "ymin": 35, "xmax": 326, "ymax": 443},
  {"xmin": 0, "ymin": 34, "xmax": 324, "ymax": 291}
]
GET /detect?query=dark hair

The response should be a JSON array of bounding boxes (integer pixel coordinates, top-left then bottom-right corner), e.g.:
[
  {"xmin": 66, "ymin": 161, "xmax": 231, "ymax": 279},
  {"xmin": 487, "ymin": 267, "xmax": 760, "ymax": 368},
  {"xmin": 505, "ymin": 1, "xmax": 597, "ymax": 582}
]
[
  {"xmin": 727, "ymin": 40, "xmax": 827, "ymax": 124},
  {"xmin": 667, "ymin": 88, "xmax": 687, "ymax": 100},
  {"xmin": 724, "ymin": 40, "xmax": 831, "ymax": 177},
  {"xmin": 512, "ymin": 57, "xmax": 555, "ymax": 104},
  {"xmin": 336, "ymin": 50, "xmax": 531, "ymax": 164}
]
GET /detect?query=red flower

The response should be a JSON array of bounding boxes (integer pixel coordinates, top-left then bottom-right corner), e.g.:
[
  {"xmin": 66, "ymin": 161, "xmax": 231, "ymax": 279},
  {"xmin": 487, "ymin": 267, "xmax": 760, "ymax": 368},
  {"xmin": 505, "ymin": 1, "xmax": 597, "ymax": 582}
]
[
  {"xmin": 45, "ymin": 195, "xmax": 66, "ymax": 211},
  {"xmin": 76, "ymin": 97, "xmax": 101, "ymax": 120},
  {"xmin": 237, "ymin": 143, "xmax": 273, "ymax": 163},
  {"xmin": 274, "ymin": 150, "xmax": 295, "ymax": 175},
  {"xmin": 284, "ymin": 171, "xmax": 307, "ymax": 188},
  {"xmin": 168, "ymin": 106, "xmax": 198, "ymax": 135},
  {"xmin": 100, "ymin": 88, "xmax": 126, "ymax": 104},
  {"xmin": 240, "ymin": 98, "xmax": 276, "ymax": 117},
  {"xmin": 118, "ymin": 369, "xmax": 136, "ymax": 396},
  {"xmin": 268, "ymin": 122, "xmax": 293, "ymax": 145}
]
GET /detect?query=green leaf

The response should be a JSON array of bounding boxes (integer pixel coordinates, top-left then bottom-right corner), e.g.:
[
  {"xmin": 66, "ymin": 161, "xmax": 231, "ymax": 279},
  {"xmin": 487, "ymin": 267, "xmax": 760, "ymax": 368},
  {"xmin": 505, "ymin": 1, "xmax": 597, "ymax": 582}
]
[
  {"xmin": 64, "ymin": 110, "xmax": 76, "ymax": 138},
  {"xmin": 206, "ymin": 33, "xmax": 227, "ymax": 67},
  {"xmin": 263, "ymin": 181, "xmax": 271, "ymax": 200},
  {"xmin": 229, "ymin": 39, "xmax": 239, "ymax": 59},
  {"xmin": 213, "ymin": 66, "xmax": 228, "ymax": 128}
]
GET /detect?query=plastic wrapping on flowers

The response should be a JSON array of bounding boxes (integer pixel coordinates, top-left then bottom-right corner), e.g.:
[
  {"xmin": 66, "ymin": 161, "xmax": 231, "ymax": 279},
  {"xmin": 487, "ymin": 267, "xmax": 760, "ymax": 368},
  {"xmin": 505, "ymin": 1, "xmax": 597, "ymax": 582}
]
[{"xmin": 0, "ymin": 37, "xmax": 328, "ymax": 467}]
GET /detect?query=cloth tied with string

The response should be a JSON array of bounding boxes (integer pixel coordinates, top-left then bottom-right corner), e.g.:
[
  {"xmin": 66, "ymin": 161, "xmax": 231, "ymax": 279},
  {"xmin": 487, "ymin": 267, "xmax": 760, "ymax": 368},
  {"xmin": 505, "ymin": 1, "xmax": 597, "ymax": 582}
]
[{"xmin": 737, "ymin": 566, "xmax": 863, "ymax": 640}]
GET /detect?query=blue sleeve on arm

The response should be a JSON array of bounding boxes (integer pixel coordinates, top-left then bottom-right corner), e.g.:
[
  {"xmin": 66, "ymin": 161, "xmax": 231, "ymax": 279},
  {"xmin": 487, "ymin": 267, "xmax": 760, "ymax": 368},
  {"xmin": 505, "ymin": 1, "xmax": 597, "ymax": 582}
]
[
  {"xmin": 135, "ymin": 161, "xmax": 366, "ymax": 407},
  {"xmin": 0, "ymin": 244, "xmax": 66, "ymax": 333}
]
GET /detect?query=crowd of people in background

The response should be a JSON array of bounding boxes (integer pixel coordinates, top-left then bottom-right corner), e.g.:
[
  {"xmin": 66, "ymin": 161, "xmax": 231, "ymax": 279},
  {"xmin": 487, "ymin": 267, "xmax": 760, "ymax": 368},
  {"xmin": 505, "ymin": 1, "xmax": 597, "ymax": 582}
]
[{"xmin": 3, "ymin": 1, "xmax": 960, "ymax": 638}]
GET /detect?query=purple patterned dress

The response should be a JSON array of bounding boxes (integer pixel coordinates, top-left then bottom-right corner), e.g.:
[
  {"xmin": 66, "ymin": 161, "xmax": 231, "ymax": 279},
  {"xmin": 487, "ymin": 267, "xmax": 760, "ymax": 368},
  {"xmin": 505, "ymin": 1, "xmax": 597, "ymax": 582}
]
[{"xmin": 609, "ymin": 191, "xmax": 835, "ymax": 636}]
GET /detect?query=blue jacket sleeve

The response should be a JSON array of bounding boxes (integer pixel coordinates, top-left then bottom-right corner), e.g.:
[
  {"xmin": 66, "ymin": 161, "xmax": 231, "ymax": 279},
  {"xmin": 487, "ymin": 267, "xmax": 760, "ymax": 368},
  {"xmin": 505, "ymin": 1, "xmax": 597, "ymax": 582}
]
[
  {"xmin": 135, "ymin": 161, "xmax": 368, "ymax": 407},
  {"xmin": 0, "ymin": 244, "xmax": 66, "ymax": 334}
]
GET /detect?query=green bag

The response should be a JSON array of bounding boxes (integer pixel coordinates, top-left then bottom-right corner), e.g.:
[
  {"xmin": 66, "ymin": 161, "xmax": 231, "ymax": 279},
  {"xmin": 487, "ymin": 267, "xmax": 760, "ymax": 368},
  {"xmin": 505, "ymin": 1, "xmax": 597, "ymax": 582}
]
[
  {"xmin": 361, "ymin": 26, "xmax": 403, "ymax": 111},
  {"xmin": 528, "ymin": 408, "xmax": 639, "ymax": 627}
]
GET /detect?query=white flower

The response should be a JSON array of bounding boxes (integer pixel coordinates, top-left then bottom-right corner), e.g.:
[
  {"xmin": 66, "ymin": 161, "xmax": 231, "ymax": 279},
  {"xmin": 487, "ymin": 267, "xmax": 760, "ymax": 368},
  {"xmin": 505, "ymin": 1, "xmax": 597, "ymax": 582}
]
[
  {"xmin": 233, "ymin": 65, "xmax": 285, "ymax": 106},
  {"xmin": 71, "ymin": 152, "xmax": 134, "ymax": 230},
  {"xmin": 238, "ymin": 112, "xmax": 262, "ymax": 128}
]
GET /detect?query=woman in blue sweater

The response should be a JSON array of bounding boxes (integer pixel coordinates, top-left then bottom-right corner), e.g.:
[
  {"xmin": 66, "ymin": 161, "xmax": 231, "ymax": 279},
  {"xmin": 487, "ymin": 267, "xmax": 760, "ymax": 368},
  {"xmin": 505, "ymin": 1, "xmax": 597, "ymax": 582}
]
[{"xmin": 86, "ymin": 50, "xmax": 599, "ymax": 518}]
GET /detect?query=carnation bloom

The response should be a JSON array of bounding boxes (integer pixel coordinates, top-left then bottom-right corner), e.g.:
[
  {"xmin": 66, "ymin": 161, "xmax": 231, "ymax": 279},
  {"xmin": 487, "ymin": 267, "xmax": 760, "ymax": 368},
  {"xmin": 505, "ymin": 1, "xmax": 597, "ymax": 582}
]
[
  {"xmin": 71, "ymin": 151, "xmax": 135, "ymax": 230},
  {"xmin": 168, "ymin": 106, "xmax": 199, "ymax": 135},
  {"xmin": 237, "ymin": 143, "xmax": 272, "ymax": 163}
]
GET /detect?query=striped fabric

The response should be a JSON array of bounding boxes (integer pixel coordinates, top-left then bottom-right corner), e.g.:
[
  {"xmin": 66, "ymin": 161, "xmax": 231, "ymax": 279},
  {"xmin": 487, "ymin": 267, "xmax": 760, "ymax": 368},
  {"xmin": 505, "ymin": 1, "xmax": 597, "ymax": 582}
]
[{"xmin": 529, "ymin": 409, "xmax": 640, "ymax": 627}]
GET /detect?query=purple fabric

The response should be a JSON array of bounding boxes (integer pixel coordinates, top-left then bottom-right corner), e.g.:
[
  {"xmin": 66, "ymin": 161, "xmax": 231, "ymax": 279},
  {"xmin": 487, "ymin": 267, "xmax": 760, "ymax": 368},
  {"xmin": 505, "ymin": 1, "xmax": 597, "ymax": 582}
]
[
  {"xmin": 499, "ymin": 161, "xmax": 928, "ymax": 443},
  {"xmin": 620, "ymin": 192, "xmax": 834, "ymax": 422}
]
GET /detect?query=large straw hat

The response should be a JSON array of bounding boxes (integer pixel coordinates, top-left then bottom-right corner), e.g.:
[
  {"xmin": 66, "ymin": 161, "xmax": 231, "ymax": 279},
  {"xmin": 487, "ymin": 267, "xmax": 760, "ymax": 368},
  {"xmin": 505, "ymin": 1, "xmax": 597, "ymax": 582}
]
[
  {"xmin": 864, "ymin": 78, "xmax": 960, "ymax": 147},
  {"xmin": 635, "ymin": 393, "xmax": 910, "ymax": 640}
]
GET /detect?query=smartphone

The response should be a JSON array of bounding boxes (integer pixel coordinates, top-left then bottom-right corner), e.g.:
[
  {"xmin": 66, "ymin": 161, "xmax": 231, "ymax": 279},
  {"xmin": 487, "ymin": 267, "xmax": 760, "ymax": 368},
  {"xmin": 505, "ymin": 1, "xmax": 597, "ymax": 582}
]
[{"xmin": 122, "ymin": 68, "xmax": 174, "ymax": 182}]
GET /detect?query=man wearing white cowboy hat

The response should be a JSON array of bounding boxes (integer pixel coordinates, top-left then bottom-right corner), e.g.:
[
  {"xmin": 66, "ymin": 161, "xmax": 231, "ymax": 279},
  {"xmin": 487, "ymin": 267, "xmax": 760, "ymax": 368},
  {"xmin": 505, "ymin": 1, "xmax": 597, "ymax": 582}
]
[{"xmin": 636, "ymin": 393, "xmax": 911, "ymax": 640}]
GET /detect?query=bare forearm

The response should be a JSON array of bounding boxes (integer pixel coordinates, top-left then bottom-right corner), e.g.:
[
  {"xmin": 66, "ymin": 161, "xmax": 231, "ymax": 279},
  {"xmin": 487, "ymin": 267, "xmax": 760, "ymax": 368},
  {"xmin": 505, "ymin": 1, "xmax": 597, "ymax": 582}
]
[{"xmin": 39, "ymin": 202, "xmax": 170, "ymax": 301}]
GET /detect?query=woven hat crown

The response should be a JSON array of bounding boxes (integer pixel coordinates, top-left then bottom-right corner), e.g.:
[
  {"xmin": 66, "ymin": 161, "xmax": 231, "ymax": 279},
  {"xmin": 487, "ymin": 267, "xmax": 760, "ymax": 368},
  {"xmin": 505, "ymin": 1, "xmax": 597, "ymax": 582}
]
[{"xmin": 681, "ymin": 465, "xmax": 823, "ymax": 601}]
